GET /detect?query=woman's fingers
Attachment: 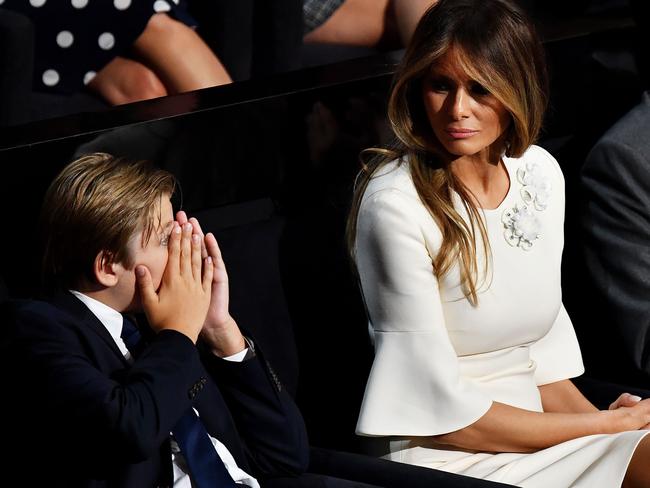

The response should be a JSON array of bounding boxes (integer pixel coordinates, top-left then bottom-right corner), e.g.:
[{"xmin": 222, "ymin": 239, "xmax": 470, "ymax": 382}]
[{"xmin": 609, "ymin": 393, "xmax": 643, "ymax": 410}]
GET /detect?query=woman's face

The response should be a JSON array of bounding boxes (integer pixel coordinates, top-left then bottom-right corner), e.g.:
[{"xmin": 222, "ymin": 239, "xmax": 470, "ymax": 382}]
[{"xmin": 421, "ymin": 49, "xmax": 511, "ymax": 160}]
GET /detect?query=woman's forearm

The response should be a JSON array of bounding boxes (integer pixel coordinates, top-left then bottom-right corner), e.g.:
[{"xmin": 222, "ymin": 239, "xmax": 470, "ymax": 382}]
[
  {"xmin": 539, "ymin": 379, "xmax": 598, "ymax": 414},
  {"xmin": 434, "ymin": 400, "xmax": 649, "ymax": 453}
]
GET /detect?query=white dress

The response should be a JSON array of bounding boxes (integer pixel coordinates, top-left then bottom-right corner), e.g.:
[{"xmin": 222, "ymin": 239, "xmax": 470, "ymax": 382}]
[{"xmin": 354, "ymin": 145, "xmax": 649, "ymax": 487}]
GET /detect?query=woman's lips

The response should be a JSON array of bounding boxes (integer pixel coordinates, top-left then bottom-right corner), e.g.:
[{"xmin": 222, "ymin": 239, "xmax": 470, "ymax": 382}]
[{"xmin": 446, "ymin": 128, "xmax": 479, "ymax": 139}]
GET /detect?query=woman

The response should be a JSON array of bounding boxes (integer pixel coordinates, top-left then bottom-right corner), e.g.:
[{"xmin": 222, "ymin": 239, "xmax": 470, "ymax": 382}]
[
  {"xmin": 1, "ymin": 0, "xmax": 230, "ymax": 104},
  {"xmin": 347, "ymin": 0, "xmax": 650, "ymax": 486}
]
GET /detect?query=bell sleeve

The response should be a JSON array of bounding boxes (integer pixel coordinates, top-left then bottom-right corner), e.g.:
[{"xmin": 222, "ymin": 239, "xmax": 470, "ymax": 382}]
[
  {"xmin": 354, "ymin": 188, "xmax": 493, "ymax": 437},
  {"xmin": 528, "ymin": 146, "xmax": 585, "ymax": 386},
  {"xmin": 530, "ymin": 303, "xmax": 585, "ymax": 386}
]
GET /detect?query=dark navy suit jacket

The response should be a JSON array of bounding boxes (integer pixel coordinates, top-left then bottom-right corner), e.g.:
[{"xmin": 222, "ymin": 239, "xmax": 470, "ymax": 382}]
[{"xmin": 3, "ymin": 291, "xmax": 308, "ymax": 487}]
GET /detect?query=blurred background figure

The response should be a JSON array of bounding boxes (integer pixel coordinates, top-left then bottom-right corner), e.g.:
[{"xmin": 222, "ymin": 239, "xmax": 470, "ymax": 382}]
[
  {"xmin": 303, "ymin": 0, "xmax": 437, "ymax": 49},
  {"xmin": 0, "ymin": 0, "xmax": 230, "ymax": 105},
  {"xmin": 0, "ymin": 0, "xmax": 304, "ymax": 123}
]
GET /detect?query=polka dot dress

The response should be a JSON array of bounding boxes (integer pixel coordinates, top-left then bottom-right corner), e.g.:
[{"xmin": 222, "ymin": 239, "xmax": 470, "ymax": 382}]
[{"xmin": 0, "ymin": 0, "xmax": 195, "ymax": 94}]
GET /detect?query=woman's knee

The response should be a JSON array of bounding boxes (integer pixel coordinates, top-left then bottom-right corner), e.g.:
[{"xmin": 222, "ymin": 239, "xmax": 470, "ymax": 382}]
[
  {"xmin": 138, "ymin": 12, "xmax": 194, "ymax": 51},
  {"xmin": 89, "ymin": 56, "xmax": 167, "ymax": 105},
  {"xmin": 143, "ymin": 12, "xmax": 179, "ymax": 36},
  {"xmin": 127, "ymin": 65, "xmax": 167, "ymax": 101}
]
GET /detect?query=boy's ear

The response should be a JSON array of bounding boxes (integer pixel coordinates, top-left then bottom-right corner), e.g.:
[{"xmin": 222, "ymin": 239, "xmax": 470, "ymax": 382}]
[{"xmin": 93, "ymin": 251, "xmax": 122, "ymax": 287}]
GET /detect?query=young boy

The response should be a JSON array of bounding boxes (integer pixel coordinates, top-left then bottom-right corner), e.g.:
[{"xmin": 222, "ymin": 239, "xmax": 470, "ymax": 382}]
[{"xmin": 5, "ymin": 153, "xmax": 307, "ymax": 487}]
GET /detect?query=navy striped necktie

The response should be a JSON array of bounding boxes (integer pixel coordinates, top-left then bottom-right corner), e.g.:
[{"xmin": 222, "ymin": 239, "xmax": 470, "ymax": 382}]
[
  {"xmin": 120, "ymin": 315, "xmax": 142, "ymax": 356},
  {"xmin": 120, "ymin": 315, "xmax": 238, "ymax": 488}
]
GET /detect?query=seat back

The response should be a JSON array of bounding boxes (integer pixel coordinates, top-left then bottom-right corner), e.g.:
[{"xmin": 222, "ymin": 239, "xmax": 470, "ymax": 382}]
[
  {"xmin": 193, "ymin": 199, "xmax": 300, "ymax": 397},
  {"xmin": 193, "ymin": 198, "xmax": 374, "ymax": 452}
]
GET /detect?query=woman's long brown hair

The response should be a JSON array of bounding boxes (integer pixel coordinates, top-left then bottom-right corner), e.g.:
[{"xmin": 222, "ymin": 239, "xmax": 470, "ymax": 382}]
[{"xmin": 347, "ymin": 0, "xmax": 548, "ymax": 305}]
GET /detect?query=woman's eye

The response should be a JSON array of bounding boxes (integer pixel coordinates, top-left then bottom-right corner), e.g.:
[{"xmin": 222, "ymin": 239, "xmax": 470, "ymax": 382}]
[
  {"xmin": 470, "ymin": 82, "xmax": 490, "ymax": 96},
  {"xmin": 429, "ymin": 79, "xmax": 450, "ymax": 92},
  {"xmin": 160, "ymin": 235, "xmax": 170, "ymax": 246}
]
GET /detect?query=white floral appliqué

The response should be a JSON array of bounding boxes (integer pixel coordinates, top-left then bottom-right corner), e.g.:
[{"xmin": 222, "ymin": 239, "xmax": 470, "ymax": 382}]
[
  {"xmin": 502, "ymin": 160, "xmax": 551, "ymax": 250},
  {"xmin": 502, "ymin": 205, "xmax": 540, "ymax": 250},
  {"xmin": 516, "ymin": 160, "xmax": 552, "ymax": 210}
]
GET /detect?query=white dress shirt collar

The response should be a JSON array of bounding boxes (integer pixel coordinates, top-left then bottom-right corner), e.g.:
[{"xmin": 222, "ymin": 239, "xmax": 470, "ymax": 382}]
[{"xmin": 68, "ymin": 290, "xmax": 132, "ymax": 359}]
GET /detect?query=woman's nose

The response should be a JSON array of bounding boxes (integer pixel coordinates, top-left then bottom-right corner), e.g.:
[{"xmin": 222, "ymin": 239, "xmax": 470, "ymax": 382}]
[{"xmin": 449, "ymin": 88, "xmax": 470, "ymax": 120}]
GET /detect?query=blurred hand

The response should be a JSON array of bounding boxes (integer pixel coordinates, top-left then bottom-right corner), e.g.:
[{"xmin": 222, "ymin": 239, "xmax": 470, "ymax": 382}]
[{"xmin": 136, "ymin": 222, "xmax": 213, "ymax": 343}]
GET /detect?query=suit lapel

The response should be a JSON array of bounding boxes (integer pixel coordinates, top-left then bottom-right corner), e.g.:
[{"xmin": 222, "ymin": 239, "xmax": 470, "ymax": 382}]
[{"xmin": 50, "ymin": 291, "xmax": 131, "ymax": 366}]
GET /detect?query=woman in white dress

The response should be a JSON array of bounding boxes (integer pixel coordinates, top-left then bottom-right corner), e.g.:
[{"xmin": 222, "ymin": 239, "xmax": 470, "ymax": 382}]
[{"xmin": 346, "ymin": 0, "xmax": 650, "ymax": 486}]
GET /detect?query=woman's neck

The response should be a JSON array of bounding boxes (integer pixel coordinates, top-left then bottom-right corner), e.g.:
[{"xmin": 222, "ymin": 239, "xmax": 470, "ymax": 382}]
[{"xmin": 449, "ymin": 150, "xmax": 510, "ymax": 210}]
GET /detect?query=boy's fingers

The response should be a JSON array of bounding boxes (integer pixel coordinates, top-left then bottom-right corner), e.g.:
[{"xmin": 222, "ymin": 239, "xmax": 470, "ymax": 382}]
[
  {"xmin": 168, "ymin": 222, "xmax": 182, "ymax": 272},
  {"xmin": 176, "ymin": 211, "xmax": 188, "ymax": 225},
  {"xmin": 135, "ymin": 265, "xmax": 157, "ymax": 308},
  {"xmin": 180, "ymin": 223, "xmax": 193, "ymax": 276},
  {"xmin": 189, "ymin": 217, "xmax": 207, "ymax": 258},
  {"xmin": 203, "ymin": 256, "xmax": 214, "ymax": 292},
  {"xmin": 189, "ymin": 217, "xmax": 205, "ymax": 236},
  {"xmin": 191, "ymin": 233, "xmax": 202, "ymax": 280},
  {"xmin": 205, "ymin": 232, "xmax": 223, "ymax": 261}
]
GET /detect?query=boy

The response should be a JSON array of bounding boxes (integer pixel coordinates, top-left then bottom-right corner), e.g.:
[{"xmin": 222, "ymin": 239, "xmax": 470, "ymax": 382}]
[{"xmin": 5, "ymin": 153, "xmax": 307, "ymax": 487}]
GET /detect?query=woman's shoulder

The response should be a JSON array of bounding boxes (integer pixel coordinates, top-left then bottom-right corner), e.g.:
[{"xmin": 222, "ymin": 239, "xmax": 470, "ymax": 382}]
[
  {"xmin": 362, "ymin": 157, "xmax": 420, "ymax": 205},
  {"xmin": 512, "ymin": 144, "xmax": 565, "ymax": 186},
  {"xmin": 357, "ymin": 157, "xmax": 443, "ymax": 246}
]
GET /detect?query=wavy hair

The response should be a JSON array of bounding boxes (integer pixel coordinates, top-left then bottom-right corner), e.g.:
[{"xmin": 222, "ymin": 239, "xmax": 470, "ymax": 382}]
[{"xmin": 347, "ymin": 0, "xmax": 548, "ymax": 304}]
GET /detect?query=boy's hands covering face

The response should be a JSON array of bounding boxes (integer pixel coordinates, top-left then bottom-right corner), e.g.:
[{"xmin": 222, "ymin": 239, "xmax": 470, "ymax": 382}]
[
  {"xmin": 136, "ymin": 221, "xmax": 213, "ymax": 343},
  {"xmin": 176, "ymin": 211, "xmax": 246, "ymax": 357}
]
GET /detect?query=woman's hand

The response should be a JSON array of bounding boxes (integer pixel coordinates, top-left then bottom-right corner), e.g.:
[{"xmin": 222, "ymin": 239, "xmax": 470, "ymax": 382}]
[
  {"xmin": 609, "ymin": 393, "xmax": 643, "ymax": 411},
  {"xmin": 175, "ymin": 211, "xmax": 246, "ymax": 357},
  {"xmin": 607, "ymin": 397, "xmax": 650, "ymax": 432}
]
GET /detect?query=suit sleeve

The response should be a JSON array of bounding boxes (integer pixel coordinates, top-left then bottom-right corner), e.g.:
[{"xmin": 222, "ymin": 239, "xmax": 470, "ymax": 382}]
[
  {"xmin": 581, "ymin": 137, "xmax": 650, "ymax": 375},
  {"xmin": 10, "ymin": 303, "xmax": 204, "ymax": 464},
  {"xmin": 202, "ymin": 344, "xmax": 310, "ymax": 477},
  {"xmin": 354, "ymin": 189, "xmax": 493, "ymax": 436}
]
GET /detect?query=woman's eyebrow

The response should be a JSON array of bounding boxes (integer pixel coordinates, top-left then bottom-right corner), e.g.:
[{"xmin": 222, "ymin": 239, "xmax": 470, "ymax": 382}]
[{"xmin": 427, "ymin": 71, "xmax": 453, "ymax": 81}]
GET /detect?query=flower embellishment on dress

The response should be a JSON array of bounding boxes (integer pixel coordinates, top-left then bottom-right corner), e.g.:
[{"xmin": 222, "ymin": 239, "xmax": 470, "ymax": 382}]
[
  {"xmin": 502, "ymin": 205, "xmax": 541, "ymax": 250},
  {"xmin": 501, "ymin": 160, "xmax": 551, "ymax": 251},
  {"xmin": 516, "ymin": 160, "xmax": 552, "ymax": 211}
]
